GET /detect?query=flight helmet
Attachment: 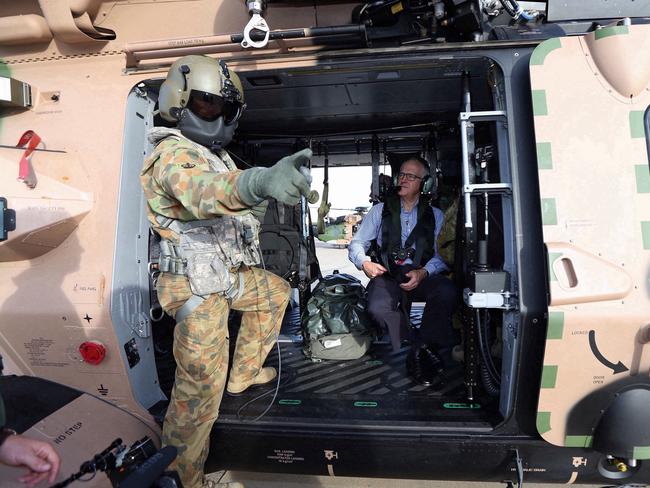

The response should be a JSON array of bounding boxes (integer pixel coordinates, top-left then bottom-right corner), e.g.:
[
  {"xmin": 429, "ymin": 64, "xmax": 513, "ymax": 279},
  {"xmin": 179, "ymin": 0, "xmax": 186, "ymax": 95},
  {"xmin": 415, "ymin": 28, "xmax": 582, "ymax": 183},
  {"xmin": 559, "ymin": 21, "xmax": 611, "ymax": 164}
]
[{"xmin": 159, "ymin": 55, "xmax": 245, "ymax": 150}]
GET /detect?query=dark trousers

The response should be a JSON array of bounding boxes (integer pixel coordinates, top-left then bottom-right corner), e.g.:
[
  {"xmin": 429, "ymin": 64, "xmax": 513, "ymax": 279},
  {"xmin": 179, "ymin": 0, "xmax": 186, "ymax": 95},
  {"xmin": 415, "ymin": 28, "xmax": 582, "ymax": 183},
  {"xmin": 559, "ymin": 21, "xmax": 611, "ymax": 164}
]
[{"xmin": 366, "ymin": 273, "xmax": 458, "ymax": 352}]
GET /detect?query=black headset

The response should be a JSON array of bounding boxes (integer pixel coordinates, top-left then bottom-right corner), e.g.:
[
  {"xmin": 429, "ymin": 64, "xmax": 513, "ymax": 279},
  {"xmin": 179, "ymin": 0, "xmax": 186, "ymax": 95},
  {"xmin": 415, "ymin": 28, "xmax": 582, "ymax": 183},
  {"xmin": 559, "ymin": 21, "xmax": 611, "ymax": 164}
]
[{"xmin": 392, "ymin": 156, "xmax": 435, "ymax": 194}]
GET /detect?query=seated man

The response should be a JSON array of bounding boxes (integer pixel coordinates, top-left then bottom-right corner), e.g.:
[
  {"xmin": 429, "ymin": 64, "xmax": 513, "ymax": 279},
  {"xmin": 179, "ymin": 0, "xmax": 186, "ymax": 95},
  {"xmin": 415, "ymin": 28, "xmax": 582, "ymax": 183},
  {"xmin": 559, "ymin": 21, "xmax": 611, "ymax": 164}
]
[{"xmin": 348, "ymin": 157, "xmax": 457, "ymax": 385}]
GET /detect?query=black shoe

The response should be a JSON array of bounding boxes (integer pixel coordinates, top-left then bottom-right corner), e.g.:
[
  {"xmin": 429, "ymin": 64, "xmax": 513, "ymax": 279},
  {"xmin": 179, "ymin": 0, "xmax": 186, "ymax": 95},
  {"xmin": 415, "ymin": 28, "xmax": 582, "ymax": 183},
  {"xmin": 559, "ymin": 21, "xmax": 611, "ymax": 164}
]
[
  {"xmin": 421, "ymin": 344, "xmax": 445, "ymax": 377},
  {"xmin": 406, "ymin": 347, "xmax": 433, "ymax": 386},
  {"xmin": 421, "ymin": 344, "xmax": 447, "ymax": 389},
  {"xmin": 406, "ymin": 345, "xmax": 446, "ymax": 388}
]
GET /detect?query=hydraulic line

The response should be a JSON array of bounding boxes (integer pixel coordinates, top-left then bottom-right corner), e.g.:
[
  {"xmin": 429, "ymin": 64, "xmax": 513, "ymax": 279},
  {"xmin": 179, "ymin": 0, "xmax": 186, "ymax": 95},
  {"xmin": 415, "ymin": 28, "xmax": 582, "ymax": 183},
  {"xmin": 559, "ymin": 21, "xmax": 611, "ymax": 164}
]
[{"xmin": 475, "ymin": 309, "xmax": 500, "ymax": 387}]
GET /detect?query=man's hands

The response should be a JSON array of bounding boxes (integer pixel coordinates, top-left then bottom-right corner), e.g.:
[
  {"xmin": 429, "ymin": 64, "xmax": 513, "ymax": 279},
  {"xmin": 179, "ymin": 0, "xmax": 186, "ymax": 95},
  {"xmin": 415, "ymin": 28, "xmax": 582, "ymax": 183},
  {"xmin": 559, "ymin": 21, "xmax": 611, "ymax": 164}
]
[
  {"xmin": 237, "ymin": 148, "xmax": 313, "ymax": 207},
  {"xmin": 362, "ymin": 263, "xmax": 428, "ymax": 289},
  {"xmin": 399, "ymin": 268, "xmax": 428, "ymax": 291},
  {"xmin": 0, "ymin": 435, "xmax": 60, "ymax": 487},
  {"xmin": 361, "ymin": 261, "xmax": 387, "ymax": 279}
]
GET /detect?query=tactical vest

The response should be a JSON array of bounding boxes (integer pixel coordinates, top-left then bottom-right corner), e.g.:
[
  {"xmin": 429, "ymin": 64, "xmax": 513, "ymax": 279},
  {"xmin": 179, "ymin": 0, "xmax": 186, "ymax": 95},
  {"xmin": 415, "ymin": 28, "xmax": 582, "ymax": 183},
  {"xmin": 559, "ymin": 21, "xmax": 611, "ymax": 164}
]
[
  {"xmin": 146, "ymin": 131, "xmax": 261, "ymax": 300},
  {"xmin": 379, "ymin": 195, "xmax": 436, "ymax": 276}
]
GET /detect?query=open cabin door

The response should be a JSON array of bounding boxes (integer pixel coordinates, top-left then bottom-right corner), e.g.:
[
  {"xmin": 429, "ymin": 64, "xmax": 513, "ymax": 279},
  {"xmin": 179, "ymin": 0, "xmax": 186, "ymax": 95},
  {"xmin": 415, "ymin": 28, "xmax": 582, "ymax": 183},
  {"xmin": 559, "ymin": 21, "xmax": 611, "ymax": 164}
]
[{"xmin": 530, "ymin": 24, "xmax": 650, "ymax": 460}]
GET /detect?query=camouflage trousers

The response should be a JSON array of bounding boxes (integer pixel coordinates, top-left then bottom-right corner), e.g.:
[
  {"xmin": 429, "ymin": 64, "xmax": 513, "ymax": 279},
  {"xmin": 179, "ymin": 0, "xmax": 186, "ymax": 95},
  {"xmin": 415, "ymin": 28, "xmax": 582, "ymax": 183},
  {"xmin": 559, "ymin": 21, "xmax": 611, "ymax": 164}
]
[{"xmin": 156, "ymin": 266, "xmax": 290, "ymax": 488}]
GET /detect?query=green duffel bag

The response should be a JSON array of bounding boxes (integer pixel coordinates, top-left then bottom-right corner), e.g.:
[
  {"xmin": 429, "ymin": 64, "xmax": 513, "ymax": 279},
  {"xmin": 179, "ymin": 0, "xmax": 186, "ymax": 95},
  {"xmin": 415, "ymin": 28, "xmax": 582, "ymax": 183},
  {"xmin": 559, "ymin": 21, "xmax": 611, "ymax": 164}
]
[
  {"xmin": 301, "ymin": 273, "xmax": 376, "ymax": 361},
  {"xmin": 306, "ymin": 332, "xmax": 372, "ymax": 361}
]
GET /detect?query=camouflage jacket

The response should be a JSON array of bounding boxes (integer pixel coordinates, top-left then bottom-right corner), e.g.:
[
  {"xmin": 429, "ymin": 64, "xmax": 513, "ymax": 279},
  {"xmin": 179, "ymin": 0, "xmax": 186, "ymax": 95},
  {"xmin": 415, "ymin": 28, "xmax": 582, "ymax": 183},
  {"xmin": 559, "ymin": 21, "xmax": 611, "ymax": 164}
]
[
  {"xmin": 141, "ymin": 128, "xmax": 253, "ymax": 243},
  {"xmin": 141, "ymin": 128, "xmax": 261, "ymax": 297}
]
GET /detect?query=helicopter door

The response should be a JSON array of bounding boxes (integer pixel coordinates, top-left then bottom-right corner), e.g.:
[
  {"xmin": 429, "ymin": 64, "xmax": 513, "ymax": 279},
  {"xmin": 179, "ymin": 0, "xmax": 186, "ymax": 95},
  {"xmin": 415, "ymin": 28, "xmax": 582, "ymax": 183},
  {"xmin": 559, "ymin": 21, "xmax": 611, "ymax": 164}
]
[{"xmin": 530, "ymin": 24, "xmax": 650, "ymax": 451}]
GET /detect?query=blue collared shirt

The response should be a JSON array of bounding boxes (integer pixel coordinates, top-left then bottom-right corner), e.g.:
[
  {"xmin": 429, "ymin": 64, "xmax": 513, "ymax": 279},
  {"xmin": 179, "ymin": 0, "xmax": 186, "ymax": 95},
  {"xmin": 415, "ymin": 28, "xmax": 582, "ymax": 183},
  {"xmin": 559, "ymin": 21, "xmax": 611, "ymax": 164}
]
[{"xmin": 348, "ymin": 199, "xmax": 449, "ymax": 276}]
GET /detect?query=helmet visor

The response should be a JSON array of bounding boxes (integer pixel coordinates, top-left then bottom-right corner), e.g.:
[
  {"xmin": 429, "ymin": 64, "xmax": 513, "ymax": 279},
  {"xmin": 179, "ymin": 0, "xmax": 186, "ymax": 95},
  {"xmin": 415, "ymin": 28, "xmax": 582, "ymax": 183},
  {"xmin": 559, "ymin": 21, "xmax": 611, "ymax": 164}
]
[{"xmin": 187, "ymin": 90, "xmax": 242, "ymax": 124}]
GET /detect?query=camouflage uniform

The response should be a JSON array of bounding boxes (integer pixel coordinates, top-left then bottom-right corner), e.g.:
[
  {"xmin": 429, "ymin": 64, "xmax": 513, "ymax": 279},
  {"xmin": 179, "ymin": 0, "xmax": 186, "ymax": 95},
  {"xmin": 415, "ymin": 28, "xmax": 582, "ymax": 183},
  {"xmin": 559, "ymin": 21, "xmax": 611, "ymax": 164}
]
[{"xmin": 141, "ymin": 128, "xmax": 290, "ymax": 488}]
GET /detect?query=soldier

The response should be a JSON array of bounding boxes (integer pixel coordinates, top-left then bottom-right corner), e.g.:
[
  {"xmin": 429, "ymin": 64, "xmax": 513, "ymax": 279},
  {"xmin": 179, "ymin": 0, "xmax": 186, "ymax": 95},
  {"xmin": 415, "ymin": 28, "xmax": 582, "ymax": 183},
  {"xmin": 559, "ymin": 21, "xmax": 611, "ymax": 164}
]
[{"xmin": 141, "ymin": 55, "xmax": 312, "ymax": 488}]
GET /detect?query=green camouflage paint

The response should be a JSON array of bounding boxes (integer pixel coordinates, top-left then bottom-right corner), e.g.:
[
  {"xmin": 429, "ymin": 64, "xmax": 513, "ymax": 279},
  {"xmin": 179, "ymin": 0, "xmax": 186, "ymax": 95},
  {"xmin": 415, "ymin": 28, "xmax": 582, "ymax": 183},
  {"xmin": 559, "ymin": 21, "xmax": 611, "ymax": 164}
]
[
  {"xmin": 564, "ymin": 435, "xmax": 593, "ymax": 448},
  {"xmin": 547, "ymin": 312, "xmax": 564, "ymax": 340},
  {"xmin": 635, "ymin": 164, "xmax": 650, "ymax": 193},
  {"xmin": 536, "ymin": 411, "xmax": 551, "ymax": 434},
  {"xmin": 595, "ymin": 25, "xmax": 629, "ymax": 41},
  {"xmin": 536, "ymin": 142, "xmax": 553, "ymax": 170},
  {"xmin": 629, "ymin": 111, "xmax": 645, "ymax": 139},
  {"xmin": 541, "ymin": 365, "xmax": 558, "ymax": 389},
  {"xmin": 633, "ymin": 446, "xmax": 650, "ymax": 460},
  {"xmin": 642, "ymin": 221, "xmax": 650, "ymax": 250},
  {"xmin": 548, "ymin": 252, "xmax": 562, "ymax": 282},
  {"xmin": 541, "ymin": 198, "xmax": 558, "ymax": 225},
  {"xmin": 532, "ymin": 90, "xmax": 549, "ymax": 116},
  {"xmin": 530, "ymin": 37, "xmax": 562, "ymax": 66}
]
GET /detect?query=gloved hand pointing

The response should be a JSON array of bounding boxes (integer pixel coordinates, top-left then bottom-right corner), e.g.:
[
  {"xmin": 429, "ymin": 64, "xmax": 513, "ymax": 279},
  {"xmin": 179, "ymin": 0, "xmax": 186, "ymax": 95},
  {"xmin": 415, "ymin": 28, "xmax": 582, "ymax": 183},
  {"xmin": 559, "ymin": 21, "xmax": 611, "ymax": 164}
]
[{"xmin": 237, "ymin": 148, "xmax": 313, "ymax": 207}]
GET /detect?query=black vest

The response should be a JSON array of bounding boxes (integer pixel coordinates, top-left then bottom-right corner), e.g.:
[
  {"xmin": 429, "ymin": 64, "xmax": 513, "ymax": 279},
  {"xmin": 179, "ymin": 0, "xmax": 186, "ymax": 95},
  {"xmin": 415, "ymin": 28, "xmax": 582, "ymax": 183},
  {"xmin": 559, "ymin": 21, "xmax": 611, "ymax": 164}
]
[{"xmin": 379, "ymin": 195, "xmax": 436, "ymax": 275}]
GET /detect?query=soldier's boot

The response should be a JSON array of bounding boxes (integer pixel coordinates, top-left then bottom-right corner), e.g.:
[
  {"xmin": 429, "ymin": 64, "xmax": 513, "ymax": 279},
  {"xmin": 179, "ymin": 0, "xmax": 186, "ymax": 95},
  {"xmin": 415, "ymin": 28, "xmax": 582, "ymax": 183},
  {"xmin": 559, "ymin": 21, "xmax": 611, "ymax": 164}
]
[
  {"xmin": 203, "ymin": 480, "xmax": 245, "ymax": 488},
  {"xmin": 226, "ymin": 367, "xmax": 277, "ymax": 395}
]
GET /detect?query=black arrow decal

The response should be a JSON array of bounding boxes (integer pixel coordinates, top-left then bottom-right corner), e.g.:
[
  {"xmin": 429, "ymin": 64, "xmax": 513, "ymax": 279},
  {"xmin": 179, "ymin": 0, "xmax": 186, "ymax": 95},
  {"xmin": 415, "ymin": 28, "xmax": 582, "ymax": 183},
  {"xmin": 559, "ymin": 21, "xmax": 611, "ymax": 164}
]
[{"xmin": 588, "ymin": 330, "xmax": 629, "ymax": 374}]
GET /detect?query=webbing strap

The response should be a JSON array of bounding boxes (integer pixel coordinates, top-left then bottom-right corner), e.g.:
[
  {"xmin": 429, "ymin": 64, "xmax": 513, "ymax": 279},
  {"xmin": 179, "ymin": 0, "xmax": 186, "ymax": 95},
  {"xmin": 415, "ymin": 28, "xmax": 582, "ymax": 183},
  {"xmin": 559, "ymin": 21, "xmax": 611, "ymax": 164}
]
[
  {"xmin": 16, "ymin": 130, "xmax": 41, "ymax": 189},
  {"xmin": 409, "ymin": 198, "xmax": 435, "ymax": 267},
  {"xmin": 158, "ymin": 239, "xmax": 186, "ymax": 275},
  {"xmin": 173, "ymin": 270, "xmax": 245, "ymax": 324},
  {"xmin": 155, "ymin": 214, "xmax": 223, "ymax": 234},
  {"xmin": 175, "ymin": 295, "xmax": 206, "ymax": 324},
  {"xmin": 236, "ymin": 271, "xmax": 245, "ymax": 300}
]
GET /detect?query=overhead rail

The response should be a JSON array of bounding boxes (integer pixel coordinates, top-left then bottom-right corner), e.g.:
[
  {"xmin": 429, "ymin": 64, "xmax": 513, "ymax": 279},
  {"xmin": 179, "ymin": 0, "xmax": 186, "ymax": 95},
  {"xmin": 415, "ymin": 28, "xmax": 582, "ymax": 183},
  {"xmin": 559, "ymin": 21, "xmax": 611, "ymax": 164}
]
[{"xmin": 124, "ymin": 25, "xmax": 366, "ymax": 70}]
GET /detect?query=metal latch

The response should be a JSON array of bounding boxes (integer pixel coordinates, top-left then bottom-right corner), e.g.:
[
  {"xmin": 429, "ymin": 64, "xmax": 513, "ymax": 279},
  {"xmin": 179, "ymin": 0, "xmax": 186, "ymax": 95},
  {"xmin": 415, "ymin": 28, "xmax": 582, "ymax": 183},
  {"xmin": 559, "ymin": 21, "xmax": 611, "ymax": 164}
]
[
  {"xmin": 0, "ymin": 76, "xmax": 32, "ymax": 109},
  {"xmin": 505, "ymin": 449, "xmax": 524, "ymax": 488},
  {"xmin": 463, "ymin": 288, "xmax": 517, "ymax": 310},
  {"xmin": 242, "ymin": 0, "xmax": 270, "ymax": 49},
  {"xmin": 0, "ymin": 197, "xmax": 16, "ymax": 242}
]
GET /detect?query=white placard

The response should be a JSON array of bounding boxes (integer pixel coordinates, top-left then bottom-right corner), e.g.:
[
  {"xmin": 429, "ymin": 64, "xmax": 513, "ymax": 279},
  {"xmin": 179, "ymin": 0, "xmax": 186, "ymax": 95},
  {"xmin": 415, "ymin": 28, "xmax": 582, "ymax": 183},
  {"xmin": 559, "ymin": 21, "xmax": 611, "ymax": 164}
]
[{"xmin": 0, "ymin": 77, "xmax": 10, "ymax": 102}]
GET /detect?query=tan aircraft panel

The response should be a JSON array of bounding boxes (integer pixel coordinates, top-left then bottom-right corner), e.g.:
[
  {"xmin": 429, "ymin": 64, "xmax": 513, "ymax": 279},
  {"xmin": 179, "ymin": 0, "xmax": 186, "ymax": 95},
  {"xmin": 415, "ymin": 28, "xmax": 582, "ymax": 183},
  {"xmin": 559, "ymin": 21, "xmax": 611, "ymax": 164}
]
[
  {"xmin": 0, "ymin": 393, "xmax": 160, "ymax": 487},
  {"xmin": 0, "ymin": 5, "xmax": 332, "ymax": 433},
  {"xmin": 0, "ymin": 147, "xmax": 93, "ymax": 261},
  {"xmin": 0, "ymin": 54, "xmax": 159, "ymax": 427},
  {"xmin": 0, "ymin": 1, "xmax": 357, "ymax": 65},
  {"xmin": 530, "ymin": 25, "xmax": 650, "ymax": 452}
]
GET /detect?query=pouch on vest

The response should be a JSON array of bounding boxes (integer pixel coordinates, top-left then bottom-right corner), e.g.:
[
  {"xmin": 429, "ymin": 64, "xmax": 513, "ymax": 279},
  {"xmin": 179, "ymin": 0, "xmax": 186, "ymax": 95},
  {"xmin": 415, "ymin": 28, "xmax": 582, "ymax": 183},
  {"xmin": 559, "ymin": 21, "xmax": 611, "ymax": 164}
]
[
  {"xmin": 180, "ymin": 227, "xmax": 235, "ymax": 296},
  {"xmin": 301, "ymin": 273, "xmax": 376, "ymax": 361}
]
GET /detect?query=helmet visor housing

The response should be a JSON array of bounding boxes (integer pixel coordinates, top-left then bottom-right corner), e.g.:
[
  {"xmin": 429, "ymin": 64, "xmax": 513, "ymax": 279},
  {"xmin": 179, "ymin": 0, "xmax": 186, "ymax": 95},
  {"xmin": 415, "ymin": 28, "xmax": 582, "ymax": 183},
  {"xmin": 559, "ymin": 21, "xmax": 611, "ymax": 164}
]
[{"xmin": 187, "ymin": 90, "xmax": 243, "ymax": 125}]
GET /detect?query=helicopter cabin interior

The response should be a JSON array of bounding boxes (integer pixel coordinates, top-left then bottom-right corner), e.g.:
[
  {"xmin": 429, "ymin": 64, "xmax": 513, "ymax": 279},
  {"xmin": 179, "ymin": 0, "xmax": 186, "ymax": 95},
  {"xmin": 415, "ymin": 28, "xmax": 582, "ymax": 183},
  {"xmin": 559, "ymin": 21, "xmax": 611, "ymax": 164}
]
[{"xmin": 118, "ymin": 52, "xmax": 520, "ymax": 437}]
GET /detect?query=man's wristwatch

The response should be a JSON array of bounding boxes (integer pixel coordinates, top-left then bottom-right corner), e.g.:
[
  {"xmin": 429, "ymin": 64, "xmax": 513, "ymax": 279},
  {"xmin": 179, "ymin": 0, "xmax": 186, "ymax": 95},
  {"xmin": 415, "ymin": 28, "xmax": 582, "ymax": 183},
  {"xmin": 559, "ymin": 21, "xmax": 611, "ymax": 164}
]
[{"xmin": 0, "ymin": 427, "xmax": 17, "ymax": 448}]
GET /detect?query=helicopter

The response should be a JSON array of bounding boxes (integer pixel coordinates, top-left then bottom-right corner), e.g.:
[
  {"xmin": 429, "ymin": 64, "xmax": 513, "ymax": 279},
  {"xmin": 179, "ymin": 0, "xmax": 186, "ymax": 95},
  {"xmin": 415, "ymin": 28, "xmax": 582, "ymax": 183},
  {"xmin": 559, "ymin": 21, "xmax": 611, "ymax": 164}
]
[
  {"xmin": 1, "ymin": 0, "xmax": 649, "ymax": 487},
  {"xmin": 316, "ymin": 207, "xmax": 366, "ymax": 248}
]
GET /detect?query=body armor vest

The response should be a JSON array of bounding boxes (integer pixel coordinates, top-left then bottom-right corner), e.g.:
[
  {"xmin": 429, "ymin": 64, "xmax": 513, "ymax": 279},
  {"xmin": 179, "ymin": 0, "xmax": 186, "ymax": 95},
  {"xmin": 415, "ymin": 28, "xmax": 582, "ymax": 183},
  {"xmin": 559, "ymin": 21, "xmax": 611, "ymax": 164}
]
[{"xmin": 147, "ymin": 130, "xmax": 261, "ymax": 299}]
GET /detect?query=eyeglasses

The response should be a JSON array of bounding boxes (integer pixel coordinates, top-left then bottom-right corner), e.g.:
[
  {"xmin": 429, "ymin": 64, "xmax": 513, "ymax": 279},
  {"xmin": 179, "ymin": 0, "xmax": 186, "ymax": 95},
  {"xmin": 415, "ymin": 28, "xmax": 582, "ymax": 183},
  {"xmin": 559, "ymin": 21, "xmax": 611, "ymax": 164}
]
[{"xmin": 398, "ymin": 172, "xmax": 423, "ymax": 181}]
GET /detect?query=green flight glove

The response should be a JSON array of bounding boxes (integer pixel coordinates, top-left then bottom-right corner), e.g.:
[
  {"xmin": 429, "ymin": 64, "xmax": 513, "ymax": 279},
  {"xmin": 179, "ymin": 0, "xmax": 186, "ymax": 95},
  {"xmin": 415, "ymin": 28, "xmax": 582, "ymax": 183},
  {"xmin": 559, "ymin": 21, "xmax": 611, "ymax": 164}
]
[
  {"xmin": 251, "ymin": 200, "xmax": 268, "ymax": 220},
  {"xmin": 237, "ymin": 148, "xmax": 313, "ymax": 207}
]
